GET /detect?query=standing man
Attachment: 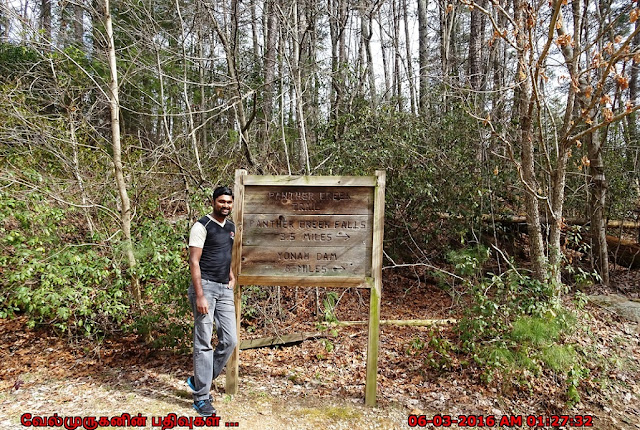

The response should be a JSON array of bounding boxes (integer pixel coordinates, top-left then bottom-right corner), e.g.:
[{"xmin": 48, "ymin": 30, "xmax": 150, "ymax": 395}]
[{"xmin": 186, "ymin": 186, "xmax": 237, "ymax": 416}]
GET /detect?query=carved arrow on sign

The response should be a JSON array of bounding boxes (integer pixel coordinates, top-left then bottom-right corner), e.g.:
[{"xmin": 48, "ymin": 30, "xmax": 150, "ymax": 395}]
[
  {"xmin": 332, "ymin": 266, "xmax": 346, "ymax": 272},
  {"xmin": 336, "ymin": 232, "xmax": 351, "ymax": 240}
]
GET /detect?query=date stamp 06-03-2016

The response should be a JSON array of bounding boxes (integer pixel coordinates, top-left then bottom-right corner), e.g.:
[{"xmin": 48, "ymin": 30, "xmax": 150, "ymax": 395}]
[
  {"xmin": 408, "ymin": 414, "xmax": 594, "ymax": 428},
  {"xmin": 17, "ymin": 411, "xmax": 596, "ymax": 429}
]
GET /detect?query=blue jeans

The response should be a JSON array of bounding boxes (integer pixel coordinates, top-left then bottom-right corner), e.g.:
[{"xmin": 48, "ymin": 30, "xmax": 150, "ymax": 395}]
[{"xmin": 188, "ymin": 280, "xmax": 237, "ymax": 401}]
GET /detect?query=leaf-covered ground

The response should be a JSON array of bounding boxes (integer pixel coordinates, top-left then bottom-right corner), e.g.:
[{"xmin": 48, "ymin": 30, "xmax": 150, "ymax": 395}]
[{"xmin": 1, "ymin": 270, "xmax": 639, "ymax": 429}]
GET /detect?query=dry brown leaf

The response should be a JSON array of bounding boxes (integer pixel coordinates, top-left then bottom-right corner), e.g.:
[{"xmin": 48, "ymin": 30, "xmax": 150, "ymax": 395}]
[
  {"xmin": 603, "ymin": 108, "xmax": 614, "ymax": 122},
  {"xmin": 616, "ymin": 74, "xmax": 630, "ymax": 89}
]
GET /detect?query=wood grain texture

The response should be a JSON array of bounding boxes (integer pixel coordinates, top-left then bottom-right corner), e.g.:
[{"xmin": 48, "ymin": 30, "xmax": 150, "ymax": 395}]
[
  {"xmin": 244, "ymin": 185, "xmax": 374, "ymax": 215},
  {"xmin": 242, "ymin": 214, "xmax": 373, "ymax": 247},
  {"xmin": 365, "ymin": 170, "xmax": 385, "ymax": 407},
  {"xmin": 243, "ymin": 175, "xmax": 377, "ymax": 187},
  {"xmin": 240, "ymin": 245, "xmax": 372, "ymax": 277},
  {"xmin": 236, "ymin": 274, "xmax": 369, "ymax": 287},
  {"xmin": 226, "ymin": 168, "xmax": 247, "ymax": 395}
]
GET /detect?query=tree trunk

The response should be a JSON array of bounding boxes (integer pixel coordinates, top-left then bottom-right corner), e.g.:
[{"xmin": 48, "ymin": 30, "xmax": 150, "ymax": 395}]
[
  {"xmin": 207, "ymin": 0, "xmax": 260, "ymax": 172},
  {"xmin": 69, "ymin": 109, "xmax": 95, "ymax": 235},
  {"xmin": 292, "ymin": 0, "xmax": 310, "ymax": 174},
  {"xmin": 468, "ymin": 0, "xmax": 483, "ymax": 92},
  {"xmin": 362, "ymin": 6, "xmax": 377, "ymax": 105},
  {"xmin": 358, "ymin": 2, "xmax": 376, "ymax": 105},
  {"xmin": 250, "ymin": 0, "xmax": 260, "ymax": 62},
  {"xmin": 547, "ymin": 0, "xmax": 581, "ymax": 287},
  {"xmin": 378, "ymin": 9, "xmax": 391, "ymax": 104},
  {"xmin": 176, "ymin": 0, "xmax": 206, "ymax": 184},
  {"xmin": 74, "ymin": 0, "xmax": 84, "ymax": 46},
  {"xmin": 402, "ymin": 0, "xmax": 416, "ymax": 114},
  {"xmin": 328, "ymin": 0, "xmax": 348, "ymax": 130},
  {"xmin": 521, "ymin": 103, "xmax": 547, "ymax": 283},
  {"xmin": 196, "ymin": 0, "xmax": 208, "ymax": 154},
  {"xmin": 627, "ymin": 18, "xmax": 640, "ymax": 243},
  {"xmin": 515, "ymin": 0, "xmax": 547, "ymax": 282},
  {"xmin": 468, "ymin": 0, "xmax": 486, "ymax": 172},
  {"xmin": 301, "ymin": 0, "xmax": 320, "ymax": 149},
  {"xmin": 548, "ymin": 151, "xmax": 569, "ymax": 286},
  {"xmin": 554, "ymin": 0, "xmax": 610, "ymax": 286},
  {"xmin": 392, "ymin": 0, "xmax": 402, "ymax": 109},
  {"xmin": 0, "ymin": 3, "xmax": 7, "ymax": 43},
  {"xmin": 104, "ymin": 0, "xmax": 141, "ymax": 304},
  {"xmin": 261, "ymin": 0, "xmax": 278, "ymax": 158},
  {"xmin": 418, "ymin": 0, "xmax": 429, "ymax": 114},
  {"xmin": 40, "ymin": 0, "xmax": 52, "ymax": 43},
  {"xmin": 439, "ymin": 0, "xmax": 457, "ymax": 112},
  {"xmin": 489, "ymin": 1, "xmax": 508, "ymax": 125},
  {"xmin": 587, "ymin": 130, "xmax": 610, "ymax": 285}
]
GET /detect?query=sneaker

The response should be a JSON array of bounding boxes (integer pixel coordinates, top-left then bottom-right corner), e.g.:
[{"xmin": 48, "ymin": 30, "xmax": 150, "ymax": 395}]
[
  {"xmin": 187, "ymin": 376, "xmax": 213, "ymax": 402},
  {"xmin": 192, "ymin": 398, "xmax": 216, "ymax": 417}
]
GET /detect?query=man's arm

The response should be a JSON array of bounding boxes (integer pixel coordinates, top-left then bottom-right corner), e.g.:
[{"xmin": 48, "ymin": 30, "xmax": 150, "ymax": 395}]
[
  {"xmin": 189, "ymin": 246, "xmax": 209, "ymax": 314},
  {"xmin": 228, "ymin": 267, "xmax": 235, "ymax": 290}
]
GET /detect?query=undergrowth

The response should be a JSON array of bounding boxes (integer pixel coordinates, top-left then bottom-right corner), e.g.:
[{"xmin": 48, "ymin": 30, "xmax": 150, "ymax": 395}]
[
  {"xmin": 0, "ymin": 187, "xmax": 192, "ymax": 347},
  {"xmin": 456, "ymin": 268, "xmax": 589, "ymax": 407},
  {"xmin": 434, "ymin": 247, "xmax": 593, "ymax": 408}
]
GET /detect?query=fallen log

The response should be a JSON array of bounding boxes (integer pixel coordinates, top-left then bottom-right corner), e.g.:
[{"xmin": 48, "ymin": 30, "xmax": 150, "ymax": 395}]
[
  {"xmin": 239, "ymin": 331, "xmax": 325, "ymax": 350},
  {"xmin": 607, "ymin": 235, "xmax": 640, "ymax": 269},
  {"xmin": 437, "ymin": 212, "xmax": 640, "ymax": 229},
  {"xmin": 335, "ymin": 318, "xmax": 457, "ymax": 327},
  {"xmin": 239, "ymin": 321, "xmax": 457, "ymax": 350}
]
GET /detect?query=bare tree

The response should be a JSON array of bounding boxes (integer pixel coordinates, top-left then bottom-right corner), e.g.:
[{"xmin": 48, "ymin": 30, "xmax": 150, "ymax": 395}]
[
  {"xmin": 378, "ymin": 7, "xmax": 392, "ymax": 103},
  {"xmin": 328, "ymin": 0, "xmax": 349, "ymax": 126},
  {"xmin": 418, "ymin": 0, "xmax": 429, "ymax": 113},
  {"xmin": 74, "ymin": 0, "xmax": 84, "ymax": 46},
  {"xmin": 40, "ymin": 0, "xmax": 52, "ymax": 43},
  {"xmin": 0, "ymin": 0, "xmax": 8, "ymax": 42},
  {"xmin": 262, "ymin": 0, "xmax": 279, "ymax": 155},
  {"xmin": 359, "ymin": 2, "xmax": 377, "ymax": 105},
  {"xmin": 104, "ymin": 0, "xmax": 141, "ymax": 303},
  {"xmin": 207, "ymin": 0, "xmax": 261, "ymax": 172},
  {"xmin": 438, "ymin": 0, "xmax": 459, "ymax": 111},
  {"xmin": 402, "ymin": 0, "xmax": 416, "ymax": 113}
]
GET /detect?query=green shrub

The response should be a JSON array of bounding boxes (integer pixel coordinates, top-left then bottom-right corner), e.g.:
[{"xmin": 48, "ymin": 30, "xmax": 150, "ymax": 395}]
[
  {"xmin": 0, "ymin": 188, "xmax": 193, "ymax": 346},
  {"xmin": 457, "ymin": 269, "xmax": 587, "ymax": 404},
  {"xmin": 447, "ymin": 245, "xmax": 490, "ymax": 279},
  {"xmin": 0, "ymin": 190, "xmax": 130, "ymax": 337}
]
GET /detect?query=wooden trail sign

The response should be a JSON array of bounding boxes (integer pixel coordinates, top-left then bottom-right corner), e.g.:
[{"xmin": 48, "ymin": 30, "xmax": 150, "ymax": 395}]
[{"xmin": 225, "ymin": 170, "xmax": 385, "ymax": 407}]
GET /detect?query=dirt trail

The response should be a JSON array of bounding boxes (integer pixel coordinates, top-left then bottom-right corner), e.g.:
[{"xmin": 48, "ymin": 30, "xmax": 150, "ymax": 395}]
[
  {"xmin": 2, "ymin": 274, "xmax": 640, "ymax": 429},
  {"xmin": 1, "ymin": 369, "xmax": 410, "ymax": 429}
]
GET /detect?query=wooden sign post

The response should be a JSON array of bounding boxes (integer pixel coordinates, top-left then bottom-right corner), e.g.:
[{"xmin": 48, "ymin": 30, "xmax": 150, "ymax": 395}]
[{"xmin": 225, "ymin": 170, "xmax": 385, "ymax": 406}]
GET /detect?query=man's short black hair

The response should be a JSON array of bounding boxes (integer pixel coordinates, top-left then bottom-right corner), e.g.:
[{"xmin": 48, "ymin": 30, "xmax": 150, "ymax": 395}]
[{"xmin": 212, "ymin": 186, "xmax": 233, "ymax": 201}]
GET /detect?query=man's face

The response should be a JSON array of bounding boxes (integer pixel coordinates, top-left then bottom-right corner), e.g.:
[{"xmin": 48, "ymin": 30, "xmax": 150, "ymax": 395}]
[{"xmin": 213, "ymin": 194, "xmax": 233, "ymax": 218}]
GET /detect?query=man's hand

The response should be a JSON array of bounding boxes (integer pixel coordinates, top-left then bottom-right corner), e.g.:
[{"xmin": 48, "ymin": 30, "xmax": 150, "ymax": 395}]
[
  {"xmin": 196, "ymin": 295, "xmax": 209, "ymax": 315},
  {"xmin": 228, "ymin": 268, "xmax": 236, "ymax": 290}
]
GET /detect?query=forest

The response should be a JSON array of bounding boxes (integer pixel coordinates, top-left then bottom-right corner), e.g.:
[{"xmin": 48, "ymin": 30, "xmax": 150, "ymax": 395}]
[{"xmin": 1, "ymin": 0, "xmax": 640, "ymax": 427}]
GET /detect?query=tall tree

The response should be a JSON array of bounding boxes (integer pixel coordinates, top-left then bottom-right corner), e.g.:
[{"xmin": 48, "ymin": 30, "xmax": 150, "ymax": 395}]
[
  {"xmin": 262, "ymin": 0, "xmax": 279, "ymax": 152},
  {"xmin": 392, "ymin": 0, "xmax": 402, "ymax": 108},
  {"xmin": 438, "ymin": 0, "xmax": 459, "ymax": 111},
  {"xmin": 359, "ymin": 2, "xmax": 377, "ymax": 105},
  {"xmin": 40, "ymin": 0, "xmax": 52, "ymax": 43},
  {"xmin": 1, "ymin": 0, "xmax": 10, "ymax": 42},
  {"xmin": 74, "ymin": 0, "xmax": 84, "ymax": 46},
  {"xmin": 207, "ymin": 0, "xmax": 261, "ymax": 172},
  {"xmin": 328, "ymin": 0, "xmax": 349, "ymax": 127},
  {"xmin": 104, "ymin": 0, "xmax": 141, "ymax": 303},
  {"xmin": 418, "ymin": 0, "xmax": 429, "ymax": 113},
  {"xmin": 402, "ymin": 0, "xmax": 416, "ymax": 113}
]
